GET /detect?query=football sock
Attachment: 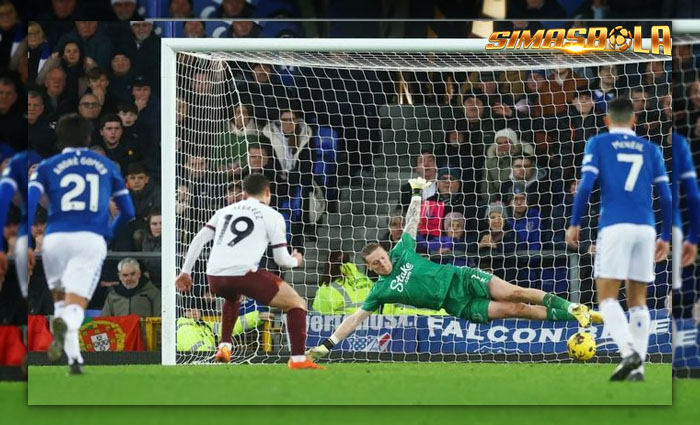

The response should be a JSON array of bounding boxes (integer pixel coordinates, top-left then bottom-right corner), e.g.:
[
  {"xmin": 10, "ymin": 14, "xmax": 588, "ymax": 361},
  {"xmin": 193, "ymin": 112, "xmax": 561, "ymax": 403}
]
[
  {"xmin": 546, "ymin": 307, "xmax": 574, "ymax": 321},
  {"xmin": 220, "ymin": 298, "xmax": 240, "ymax": 345},
  {"xmin": 628, "ymin": 305, "xmax": 650, "ymax": 373},
  {"xmin": 542, "ymin": 293, "xmax": 571, "ymax": 311},
  {"xmin": 286, "ymin": 308, "xmax": 307, "ymax": 359},
  {"xmin": 61, "ymin": 304, "xmax": 85, "ymax": 365},
  {"xmin": 599, "ymin": 298, "xmax": 635, "ymax": 358}
]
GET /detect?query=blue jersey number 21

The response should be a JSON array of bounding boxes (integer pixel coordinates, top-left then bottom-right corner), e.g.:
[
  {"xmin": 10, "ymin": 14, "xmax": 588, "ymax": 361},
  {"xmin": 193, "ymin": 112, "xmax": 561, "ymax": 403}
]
[
  {"xmin": 60, "ymin": 173, "xmax": 99, "ymax": 212},
  {"xmin": 616, "ymin": 154, "xmax": 643, "ymax": 192}
]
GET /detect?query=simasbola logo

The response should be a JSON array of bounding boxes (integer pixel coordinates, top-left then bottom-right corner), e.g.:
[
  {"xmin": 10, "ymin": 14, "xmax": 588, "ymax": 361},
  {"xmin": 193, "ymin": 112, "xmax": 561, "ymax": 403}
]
[{"xmin": 486, "ymin": 25, "xmax": 670, "ymax": 56}]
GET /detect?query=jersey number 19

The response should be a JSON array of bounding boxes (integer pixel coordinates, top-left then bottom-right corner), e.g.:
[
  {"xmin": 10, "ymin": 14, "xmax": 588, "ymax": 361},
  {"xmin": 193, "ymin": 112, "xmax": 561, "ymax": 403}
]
[{"xmin": 216, "ymin": 215, "xmax": 254, "ymax": 247}]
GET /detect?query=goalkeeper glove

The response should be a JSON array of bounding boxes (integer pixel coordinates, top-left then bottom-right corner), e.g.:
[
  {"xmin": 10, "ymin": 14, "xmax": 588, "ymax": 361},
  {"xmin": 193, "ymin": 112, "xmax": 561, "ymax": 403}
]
[
  {"xmin": 305, "ymin": 338, "xmax": 335, "ymax": 360},
  {"xmin": 408, "ymin": 177, "xmax": 430, "ymax": 196}
]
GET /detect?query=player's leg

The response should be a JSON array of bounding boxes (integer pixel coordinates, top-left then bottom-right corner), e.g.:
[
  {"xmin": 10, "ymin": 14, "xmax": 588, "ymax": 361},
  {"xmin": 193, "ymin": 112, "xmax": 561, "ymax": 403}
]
[
  {"xmin": 487, "ymin": 276, "xmax": 591, "ymax": 325},
  {"xmin": 216, "ymin": 295, "xmax": 241, "ymax": 363},
  {"xmin": 208, "ymin": 271, "xmax": 324, "ymax": 369},
  {"xmin": 59, "ymin": 232, "xmax": 108, "ymax": 374},
  {"xmin": 623, "ymin": 226, "xmax": 656, "ymax": 380},
  {"xmin": 626, "ymin": 280, "xmax": 649, "ymax": 380},
  {"xmin": 487, "ymin": 300, "xmax": 548, "ymax": 320},
  {"xmin": 41, "ymin": 233, "xmax": 69, "ymax": 363}
]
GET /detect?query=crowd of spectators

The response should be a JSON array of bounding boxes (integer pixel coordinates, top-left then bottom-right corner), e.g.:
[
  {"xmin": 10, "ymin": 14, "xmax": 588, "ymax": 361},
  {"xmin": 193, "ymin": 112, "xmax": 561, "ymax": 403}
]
[{"xmin": 2, "ymin": 0, "xmax": 684, "ymax": 321}]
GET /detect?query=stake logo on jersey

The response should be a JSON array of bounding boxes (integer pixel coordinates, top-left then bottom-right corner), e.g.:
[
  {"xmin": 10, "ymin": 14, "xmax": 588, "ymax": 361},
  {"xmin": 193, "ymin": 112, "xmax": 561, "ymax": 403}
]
[
  {"xmin": 389, "ymin": 263, "xmax": 414, "ymax": 293},
  {"xmin": 28, "ymin": 148, "xmax": 128, "ymax": 238},
  {"xmin": 581, "ymin": 128, "xmax": 668, "ymax": 229}
]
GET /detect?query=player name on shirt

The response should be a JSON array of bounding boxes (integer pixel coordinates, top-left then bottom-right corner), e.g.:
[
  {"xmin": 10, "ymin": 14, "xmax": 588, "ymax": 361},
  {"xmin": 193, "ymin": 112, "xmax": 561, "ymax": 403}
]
[
  {"xmin": 229, "ymin": 202, "xmax": 264, "ymax": 220},
  {"xmin": 611, "ymin": 140, "xmax": 644, "ymax": 152},
  {"xmin": 52, "ymin": 156, "xmax": 109, "ymax": 175}
]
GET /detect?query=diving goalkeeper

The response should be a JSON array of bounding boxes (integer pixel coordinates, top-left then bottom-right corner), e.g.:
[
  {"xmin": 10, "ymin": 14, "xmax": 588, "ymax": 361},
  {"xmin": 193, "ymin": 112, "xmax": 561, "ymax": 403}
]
[{"xmin": 307, "ymin": 178, "xmax": 602, "ymax": 359}]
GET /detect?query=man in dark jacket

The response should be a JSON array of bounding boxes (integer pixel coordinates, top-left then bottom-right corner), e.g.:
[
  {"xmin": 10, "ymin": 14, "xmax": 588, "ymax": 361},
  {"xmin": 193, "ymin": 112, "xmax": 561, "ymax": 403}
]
[
  {"xmin": 28, "ymin": 90, "xmax": 58, "ymax": 158},
  {"xmin": 101, "ymin": 258, "xmax": 160, "ymax": 317},
  {"xmin": 95, "ymin": 113, "xmax": 142, "ymax": 176}
]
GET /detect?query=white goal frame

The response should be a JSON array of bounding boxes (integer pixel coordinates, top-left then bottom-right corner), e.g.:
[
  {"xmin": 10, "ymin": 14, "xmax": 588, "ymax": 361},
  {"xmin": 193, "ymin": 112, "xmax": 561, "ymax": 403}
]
[{"xmin": 160, "ymin": 36, "xmax": 663, "ymax": 366}]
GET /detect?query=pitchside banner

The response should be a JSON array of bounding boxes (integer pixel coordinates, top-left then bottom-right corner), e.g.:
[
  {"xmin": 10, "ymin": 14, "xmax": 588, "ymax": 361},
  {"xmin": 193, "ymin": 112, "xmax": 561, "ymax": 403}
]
[{"xmin": 306, "ymin": 309, "xmax": 672, "ymax": 354}]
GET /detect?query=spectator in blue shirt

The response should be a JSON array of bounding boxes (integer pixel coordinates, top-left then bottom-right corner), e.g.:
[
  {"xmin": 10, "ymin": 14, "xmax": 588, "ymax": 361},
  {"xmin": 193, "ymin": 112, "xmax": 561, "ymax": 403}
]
[{"xmin": 507, "ymin": 190, "xmax": 541, "ymax": 252}]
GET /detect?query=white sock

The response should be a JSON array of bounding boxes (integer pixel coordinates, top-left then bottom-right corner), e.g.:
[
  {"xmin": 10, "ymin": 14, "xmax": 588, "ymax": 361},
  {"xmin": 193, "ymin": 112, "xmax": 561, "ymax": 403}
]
[
  {"xmin": 53, "ymin": 301, "xmax": 65, "ymax": 320},
  {"xmin": 218, "ymin": 342, "xmax": 232, "ymax": 351},
  {"xmin": 61, "ymin": 304, "xmax": 85, "ymax": 365},
  {"xmin": 629, "ymin": 305, "xmax": 650, "ymax": 373},
  {"xmin": 599, "ymin": 298, "xmax": 635, "ymax": 358},
  {"xmin": 290, "ymin": 355, "xmax": 307, "ymax": 363}
]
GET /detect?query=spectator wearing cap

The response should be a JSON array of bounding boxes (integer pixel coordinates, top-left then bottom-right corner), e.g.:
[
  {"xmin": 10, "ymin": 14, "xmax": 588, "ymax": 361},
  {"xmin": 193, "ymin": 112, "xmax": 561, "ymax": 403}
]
[
  {"xmin": 85, "ymin": 67, "xmax": 118, "ymax": 113},
  {"xmin": 477, "ymin": 203, "xmax": 515, "ymax": 254},
  {"xmin": 170, "ymin": 0, "xmax": 193, "ymax": 18},
  {"xmin": 217, "ymin": 0, "xmax": 255, "ymax": 18},
  {"xmin": 28, "ymin": 90, "xmax": 58, "ymax": 158},
  {"xmin": 116, "ymin": 101, "xmax": 157, "ymax": 173},
  {"xmin": 95, "ymin": 113, "xmax": 143, "ymax": 176},
  {"xmin": 183, "ymin": 21, "xmax": 206, "ymax": 38},
  {"xmin": 480, "ymin": 128, "xmax": 534, "ymax": 203},
  {"xmin": 557, "ymin": 90, "xmax": 602, "ymax": 180},
  {"xmin": 55, "ymin": 21, "xmax": 113, "ymax": 71},
  {"xmin": 229, "ymin": 20, "xmax": 262, "ymax": 38},
  {"xmin": 108, "ymin": 49, "xmax": 134, "ymax": 104},
  {"xmin": 130, "ymin": 75, "xmax": 161, "ymax": 140},
  {"xmin": 120, "ymin": 22, "xmax": 161, "ymax": 96},
  {"xmin": 591, "ymin": 65, "xmax": 626, "ymax": 113},
  {"xmin": 399, "ymin": 150, "xmax": 438, "ymax": 213},
  {"xmin": 42, "ymin": 67, "xmax": 76, "ymax": 120},
  {"xmin": 507, "ymin": 190, "xmax": 541, "ymax": 252},
  {"xmin": 0, "ymin": 77, "xmax": 25, "ymax": 152}
]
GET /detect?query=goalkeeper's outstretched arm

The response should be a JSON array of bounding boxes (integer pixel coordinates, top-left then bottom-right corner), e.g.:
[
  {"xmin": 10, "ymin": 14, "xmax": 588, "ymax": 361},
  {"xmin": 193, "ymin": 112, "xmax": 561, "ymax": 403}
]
[
  {"xmin": 305, "ymin": 309, "xmax": 372, "ymax": 359},
  {"xmin": 403, "ymin": 177, "xmax": 429, "ymax": 240}
]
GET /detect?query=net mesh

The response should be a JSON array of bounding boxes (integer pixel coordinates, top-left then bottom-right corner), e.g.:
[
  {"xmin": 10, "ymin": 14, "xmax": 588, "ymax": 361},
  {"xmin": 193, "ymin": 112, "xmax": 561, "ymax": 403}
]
[{"xmin": 172, "ymin": 49, "xmax": 672, "ymax": 365}]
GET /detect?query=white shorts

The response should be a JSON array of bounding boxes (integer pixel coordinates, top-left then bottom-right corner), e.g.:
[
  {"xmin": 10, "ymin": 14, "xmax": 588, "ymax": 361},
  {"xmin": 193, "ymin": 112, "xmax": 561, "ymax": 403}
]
[
  {"xmin": 15, "ymin": 235, "xmax": 28, "ymax": 299},
  {"xmin": 672, "ymin": 226, "xmax": 682, "ymax": 290},
  {"xmin": 41, "ymin": 232, "xmax": 107, "ymax": 300},
  {"xmin": 594, "ymin": 223, "xmax": 656, "ymax": 282}
]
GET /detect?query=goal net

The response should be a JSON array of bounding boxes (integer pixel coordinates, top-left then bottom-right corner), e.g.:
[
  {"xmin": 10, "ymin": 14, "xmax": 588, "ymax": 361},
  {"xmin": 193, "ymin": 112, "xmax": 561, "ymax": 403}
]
[
  {"xmin": 162, "ymin": 39, "xmax": 672, "ymax": 365},
  {"xmin": 671, "ymin": 28, "xmax": 700, "ymax": 378}
]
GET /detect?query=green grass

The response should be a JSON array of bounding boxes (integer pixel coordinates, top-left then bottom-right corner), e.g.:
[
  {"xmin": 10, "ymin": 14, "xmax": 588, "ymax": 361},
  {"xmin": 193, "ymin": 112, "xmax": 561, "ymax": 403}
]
[{"xmin": 28, "ymin": 362, "xmax": 671, "ymax": 405}]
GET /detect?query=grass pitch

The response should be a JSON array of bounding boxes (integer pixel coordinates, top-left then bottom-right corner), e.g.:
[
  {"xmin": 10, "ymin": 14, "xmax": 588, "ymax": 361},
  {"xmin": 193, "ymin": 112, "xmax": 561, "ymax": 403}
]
[{"xmin": 28, "ymin": 362, "xmax": 671, "ymax": 405}]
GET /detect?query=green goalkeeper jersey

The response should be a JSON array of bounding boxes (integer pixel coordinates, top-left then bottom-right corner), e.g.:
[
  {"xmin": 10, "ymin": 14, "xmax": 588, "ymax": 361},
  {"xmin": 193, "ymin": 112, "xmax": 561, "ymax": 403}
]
[{"xmin": 361, "ymin": 233, "xmax": 457, "ymax": 312}]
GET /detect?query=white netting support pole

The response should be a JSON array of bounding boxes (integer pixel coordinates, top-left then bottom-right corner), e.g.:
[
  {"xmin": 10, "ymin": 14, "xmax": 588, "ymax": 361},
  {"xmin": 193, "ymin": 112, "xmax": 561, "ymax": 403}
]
[{"xmin": 161, "ymin": 41, "xmax": 178, "ymax": 366}]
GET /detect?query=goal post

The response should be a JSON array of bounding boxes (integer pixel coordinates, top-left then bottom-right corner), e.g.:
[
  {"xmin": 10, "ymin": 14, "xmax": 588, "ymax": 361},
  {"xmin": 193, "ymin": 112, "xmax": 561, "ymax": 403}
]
[{"xmin": 161, "ymin": 36, "xmax": 671, "ymax": 366}]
